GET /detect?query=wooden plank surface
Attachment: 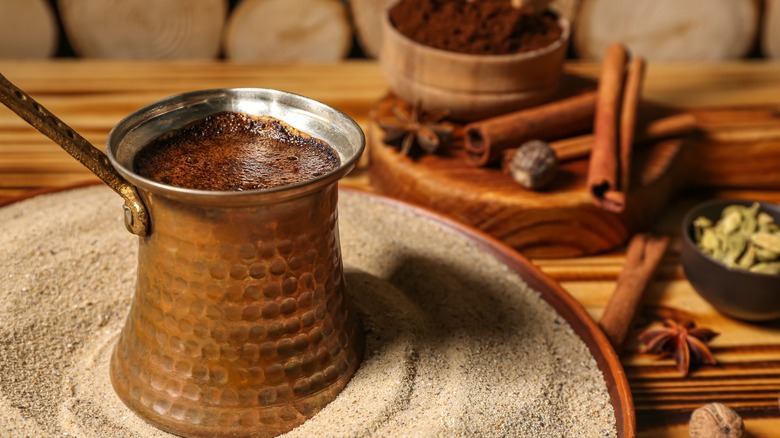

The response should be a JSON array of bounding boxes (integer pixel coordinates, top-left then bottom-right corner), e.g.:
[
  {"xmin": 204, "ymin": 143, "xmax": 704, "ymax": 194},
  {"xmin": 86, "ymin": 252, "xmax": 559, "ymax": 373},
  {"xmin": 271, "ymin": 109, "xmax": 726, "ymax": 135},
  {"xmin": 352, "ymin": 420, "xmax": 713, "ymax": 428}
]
[{"xmin": 1, "ymin": 60, "xmax": 780, "ymax": 436}]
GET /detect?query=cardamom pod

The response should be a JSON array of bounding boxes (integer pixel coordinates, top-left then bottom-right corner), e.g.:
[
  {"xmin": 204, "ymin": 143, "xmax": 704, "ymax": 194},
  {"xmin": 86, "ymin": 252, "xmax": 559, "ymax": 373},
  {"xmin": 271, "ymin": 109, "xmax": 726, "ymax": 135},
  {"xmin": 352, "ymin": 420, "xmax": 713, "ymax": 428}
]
[
  {"xmin": 749, "ymin": 262, "xmax": 780, "ymax": 275},
  {"xmin": 724, "ymin": 234, "xmax": 747, "ymax": 266},
  {"xmin": 694, "ymin": 216, "xmax": 713, "ymax": 228},
  {"xmin": 751, "ymin": 232, "xmax": 780, "ymax": 253},
  {"xmin": 692, "ymin": 203, "xmax": 779, "ymax": 275},
  {"xmin": 693, "ymin": 216, "xmax": 713, "ymax": 241},
  {"xmin": 722, "ymin": 204, "xmax": 748, "ymax": 219},
  {"xmin": 756, "ymin": 247, "xmax": 779, "ymax": 262},
  {"xmin": 738, "ymin": 244, "xmax": 756, "ymax": 269},
  {"xmin": 700, "ymin": 228, "xmax": 721, "ymax": 254},
  {"xmin": 758, "ymin": 212, "xmax": 773, "ymax": 226},
  {"xmin": 744, "ymin": 202, "xmax": 760, "ymax": 218},
  {"xmin": 719, "ymin": 211, "xmax": 742, "ymax": 235},
  {"xmin": 740, "ymin": 215, "xmax": 757, "ymax": 235}
]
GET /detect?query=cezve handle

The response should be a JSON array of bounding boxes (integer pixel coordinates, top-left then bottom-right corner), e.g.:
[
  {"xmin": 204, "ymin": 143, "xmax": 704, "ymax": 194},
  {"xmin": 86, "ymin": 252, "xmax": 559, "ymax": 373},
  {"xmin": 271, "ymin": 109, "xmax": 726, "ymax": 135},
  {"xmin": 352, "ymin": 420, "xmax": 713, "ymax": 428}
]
[{"xmin": 0, "ymin": 73, "xmax": 148, "ymax": 236}]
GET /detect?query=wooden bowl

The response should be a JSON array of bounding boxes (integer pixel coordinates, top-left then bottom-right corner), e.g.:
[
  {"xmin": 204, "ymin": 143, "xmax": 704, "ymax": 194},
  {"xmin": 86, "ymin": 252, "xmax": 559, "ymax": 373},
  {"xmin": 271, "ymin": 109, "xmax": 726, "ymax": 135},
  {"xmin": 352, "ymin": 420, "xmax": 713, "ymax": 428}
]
[
  {"xmin": 681, "ymin": 199, "xmax": 780, "ymax": 321},
  {"xmin": 379, "ymin": 11, "xmax": 570, "ymax": 121}
]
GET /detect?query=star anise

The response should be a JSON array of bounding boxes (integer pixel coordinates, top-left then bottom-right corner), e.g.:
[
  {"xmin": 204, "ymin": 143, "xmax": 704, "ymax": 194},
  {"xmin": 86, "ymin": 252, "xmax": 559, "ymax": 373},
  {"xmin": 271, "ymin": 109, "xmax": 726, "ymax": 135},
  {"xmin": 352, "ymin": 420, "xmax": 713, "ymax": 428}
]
[
  {"xmin": 638, "ymin": 318, "xmax": 718, "ymax": 377},
  {"xmin": 377, "ymin": 102, "xmax": 454, "ymax": 155}
]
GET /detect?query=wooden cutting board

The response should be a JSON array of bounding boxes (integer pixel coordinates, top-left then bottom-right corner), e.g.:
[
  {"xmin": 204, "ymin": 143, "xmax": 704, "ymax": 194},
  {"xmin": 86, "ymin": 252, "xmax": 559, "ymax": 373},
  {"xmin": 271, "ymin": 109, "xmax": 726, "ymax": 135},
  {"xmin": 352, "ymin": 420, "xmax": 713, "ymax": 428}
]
[{"xmin": 368, "ymin": 92, "xmax": 780, "ymax": 258}]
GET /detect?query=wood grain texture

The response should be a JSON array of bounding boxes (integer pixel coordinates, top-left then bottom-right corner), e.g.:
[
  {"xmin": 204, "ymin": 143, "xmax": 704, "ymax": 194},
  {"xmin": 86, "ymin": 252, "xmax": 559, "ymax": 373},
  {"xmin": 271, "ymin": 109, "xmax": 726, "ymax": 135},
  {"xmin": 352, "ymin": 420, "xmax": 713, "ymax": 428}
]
[
  {"xmin": 224, "ymin": 0, "xmax": 352, "ymax": 61},
  {"xmin": 764, "ymin": 0, "xmax": 780, "ymax": 58},
  {"xmin": 574, "ymin": 0, "xmax": 759, "ymax": 61},
  {"xmin": 0, "ymin": 0, "xmax": 58, "ymax": 59},
  {"xmin": 1, "ymin": 61, "xmax": 780, "ymax": 435},
  {"xmin": 57, "ymin": 0, "xmax": 227, "ymax": 59}
]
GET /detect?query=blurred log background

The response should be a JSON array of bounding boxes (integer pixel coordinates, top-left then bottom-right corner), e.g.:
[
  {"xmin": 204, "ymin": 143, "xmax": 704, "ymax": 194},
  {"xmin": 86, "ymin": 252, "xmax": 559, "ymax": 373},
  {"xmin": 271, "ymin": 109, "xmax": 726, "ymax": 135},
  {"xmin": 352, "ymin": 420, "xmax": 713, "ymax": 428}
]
[{"xmin": 0, "ymin": 0, "xmax": 778, "ymax": 61}]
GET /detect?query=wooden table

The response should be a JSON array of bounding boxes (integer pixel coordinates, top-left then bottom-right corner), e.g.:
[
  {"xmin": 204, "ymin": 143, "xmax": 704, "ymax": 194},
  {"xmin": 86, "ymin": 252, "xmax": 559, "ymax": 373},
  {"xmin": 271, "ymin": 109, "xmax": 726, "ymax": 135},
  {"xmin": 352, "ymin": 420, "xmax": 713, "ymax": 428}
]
[{"xmin": 2, "ymin": 60, "xmax": 780, "ymax": 437}]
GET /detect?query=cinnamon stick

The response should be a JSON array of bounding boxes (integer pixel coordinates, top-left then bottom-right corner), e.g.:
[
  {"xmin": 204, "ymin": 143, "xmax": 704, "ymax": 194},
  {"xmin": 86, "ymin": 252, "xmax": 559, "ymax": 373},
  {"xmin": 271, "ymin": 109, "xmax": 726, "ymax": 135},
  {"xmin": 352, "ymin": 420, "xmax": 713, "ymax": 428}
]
[
  {"xmin": 500, "ymin": 112, "xmax": 698, "ymax": 171},
  {"xmin": 548, "ymin": 134, "xmax": 596, "ymax": 162},
  {"xmin": 643, "ymin": 112, "xmax": 697, "ymax": 139},
  {"xmin": 618, "ymin": 56, "xmax": 646, "ymax": 199},
  {"xmin": 599, "ymin": 233, "xmax": 670, "ymax": 354},
  {"xmin": 463, "ymin": 91, "xmax": 597, "ymax": 167},
  {"xmin": 501, "ymin": 107, "xmax": 780, "ymax": 191},
  {"xmin": 586, "ymin": 43, "xmax": 629, "ymax": 212}
]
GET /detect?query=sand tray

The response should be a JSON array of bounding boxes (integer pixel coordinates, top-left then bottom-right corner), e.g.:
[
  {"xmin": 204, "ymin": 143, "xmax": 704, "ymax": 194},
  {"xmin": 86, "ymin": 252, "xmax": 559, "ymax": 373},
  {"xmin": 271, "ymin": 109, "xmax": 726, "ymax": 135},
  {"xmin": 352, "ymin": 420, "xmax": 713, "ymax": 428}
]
[{"xmin": 0, "ymin": 185, "xmax": 630, "ymax": 437}]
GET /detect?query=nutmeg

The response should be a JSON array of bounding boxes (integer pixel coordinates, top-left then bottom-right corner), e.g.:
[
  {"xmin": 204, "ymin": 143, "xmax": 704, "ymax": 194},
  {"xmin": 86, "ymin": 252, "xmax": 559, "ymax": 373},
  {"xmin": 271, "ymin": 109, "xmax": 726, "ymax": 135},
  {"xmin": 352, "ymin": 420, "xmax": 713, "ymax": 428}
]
[
  {"xmin": 506, "ymin": 140, "xmax": 559, "ymax": 190},
  {"xmin": 689, "ymin": 403, "xmax": 744, "ymax": 438}
]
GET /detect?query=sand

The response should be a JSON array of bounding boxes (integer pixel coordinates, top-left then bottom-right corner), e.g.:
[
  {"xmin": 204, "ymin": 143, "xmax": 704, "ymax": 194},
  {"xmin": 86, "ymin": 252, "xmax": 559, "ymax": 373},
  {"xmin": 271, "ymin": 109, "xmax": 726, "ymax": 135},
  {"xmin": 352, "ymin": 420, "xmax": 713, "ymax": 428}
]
[{"xmin": 0, "ymin": 186, "xmax": 616, "ymax": 437}]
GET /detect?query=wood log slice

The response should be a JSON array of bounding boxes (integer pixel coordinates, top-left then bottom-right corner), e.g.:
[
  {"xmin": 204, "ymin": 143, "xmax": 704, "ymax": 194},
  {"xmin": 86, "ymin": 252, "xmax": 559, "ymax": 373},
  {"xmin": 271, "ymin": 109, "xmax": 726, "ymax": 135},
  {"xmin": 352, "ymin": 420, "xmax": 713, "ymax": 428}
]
[
  {"xmin": 764, "ymin": 0, "xmax": 780, "ymax": 58},
  {"xmin": 0, "ymin": 0, "xmax": 58, "ymax": 59},
  {"xmin": 224, "ymin": 0, "xmax": 352, "ymax": 62},
  {"xmin": 574, "ymin": 0, "xmax": 758, "ymax": 61},
  {"xmin": 57, "ymin": 0, "xmax": 227, "ymax": 59}
]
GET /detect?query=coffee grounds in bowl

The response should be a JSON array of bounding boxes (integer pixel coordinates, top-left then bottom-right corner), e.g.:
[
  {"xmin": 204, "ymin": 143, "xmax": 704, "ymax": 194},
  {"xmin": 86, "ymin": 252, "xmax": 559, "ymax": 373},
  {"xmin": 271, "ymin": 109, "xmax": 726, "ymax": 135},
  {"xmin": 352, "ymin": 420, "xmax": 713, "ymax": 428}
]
[{"xmin": 389, "ymin": 0, "xmax": 563, "ymax": 55}]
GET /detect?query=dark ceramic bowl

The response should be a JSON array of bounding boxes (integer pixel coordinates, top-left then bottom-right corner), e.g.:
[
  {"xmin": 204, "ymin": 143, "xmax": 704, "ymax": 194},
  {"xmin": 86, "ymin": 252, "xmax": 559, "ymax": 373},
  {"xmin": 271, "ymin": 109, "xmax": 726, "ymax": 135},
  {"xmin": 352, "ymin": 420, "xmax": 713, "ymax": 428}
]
[{"xmin": 681, "ymin": 199, "xmax": 780, "ymax": 322}]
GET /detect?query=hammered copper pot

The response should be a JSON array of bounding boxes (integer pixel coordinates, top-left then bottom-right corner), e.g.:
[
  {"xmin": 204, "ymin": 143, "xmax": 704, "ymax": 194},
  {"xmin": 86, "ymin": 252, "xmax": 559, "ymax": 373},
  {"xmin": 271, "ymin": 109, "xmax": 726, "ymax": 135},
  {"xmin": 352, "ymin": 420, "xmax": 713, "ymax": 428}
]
[
  {"xmin": 102, "ymin": 89, "xmax": 366, "ymax": 437},
  {"xmin": 0, "ymin": 81, "xmax": 366, "ymax": 438}
]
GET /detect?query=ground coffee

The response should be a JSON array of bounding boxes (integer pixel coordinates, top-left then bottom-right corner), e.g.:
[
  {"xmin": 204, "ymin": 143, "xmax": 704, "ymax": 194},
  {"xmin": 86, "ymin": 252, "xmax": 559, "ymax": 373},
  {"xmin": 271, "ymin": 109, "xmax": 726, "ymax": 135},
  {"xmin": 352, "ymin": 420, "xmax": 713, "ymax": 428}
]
[
  {"xmin": 133, "ymin": 112, "xmax": 340, "ymax": 191},
  {"xmin": 389, "ymin": 0, "xmax": 562, "ymax": 55}
]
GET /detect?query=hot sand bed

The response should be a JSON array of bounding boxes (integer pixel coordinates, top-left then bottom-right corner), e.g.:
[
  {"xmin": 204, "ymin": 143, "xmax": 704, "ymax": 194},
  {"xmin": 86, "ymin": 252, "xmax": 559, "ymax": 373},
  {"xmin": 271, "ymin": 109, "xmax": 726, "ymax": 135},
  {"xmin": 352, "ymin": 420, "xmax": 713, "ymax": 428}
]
[{"xmin": 0, "ymin": 186, "xmax": 616, "ymax": 437}]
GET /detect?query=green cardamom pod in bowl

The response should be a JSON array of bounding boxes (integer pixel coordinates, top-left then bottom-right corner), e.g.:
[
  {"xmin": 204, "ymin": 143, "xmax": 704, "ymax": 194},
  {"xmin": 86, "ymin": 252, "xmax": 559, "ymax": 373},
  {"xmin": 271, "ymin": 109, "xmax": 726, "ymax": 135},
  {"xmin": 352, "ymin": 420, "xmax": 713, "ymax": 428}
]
[{"xmin": 682, "ymin": 199, "xmax": 780, "ymax": 321}]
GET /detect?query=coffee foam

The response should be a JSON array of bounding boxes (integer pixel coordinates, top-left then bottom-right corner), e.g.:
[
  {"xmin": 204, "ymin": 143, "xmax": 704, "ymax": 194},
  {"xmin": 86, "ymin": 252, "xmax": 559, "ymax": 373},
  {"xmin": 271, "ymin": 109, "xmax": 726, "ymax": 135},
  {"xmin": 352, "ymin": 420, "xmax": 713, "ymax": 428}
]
[{"xmin": 133, "ymin": 112, "xmax": 340, "ymax": 191}]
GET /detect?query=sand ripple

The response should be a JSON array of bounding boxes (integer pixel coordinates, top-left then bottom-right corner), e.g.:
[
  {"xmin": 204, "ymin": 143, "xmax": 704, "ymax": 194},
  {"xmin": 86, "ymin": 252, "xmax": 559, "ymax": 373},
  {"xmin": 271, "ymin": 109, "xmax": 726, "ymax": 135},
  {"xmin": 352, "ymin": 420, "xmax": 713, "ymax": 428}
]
[{"xmin": 0, "ymin": 186, "xmax": 616, "ymax": 437}]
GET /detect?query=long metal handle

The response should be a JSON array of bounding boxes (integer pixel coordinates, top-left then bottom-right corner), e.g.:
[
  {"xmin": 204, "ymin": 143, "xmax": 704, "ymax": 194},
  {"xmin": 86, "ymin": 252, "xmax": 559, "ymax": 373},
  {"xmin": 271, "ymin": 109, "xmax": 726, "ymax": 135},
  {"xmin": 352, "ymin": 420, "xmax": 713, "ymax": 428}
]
[{"xmin": 0, "ymin": 73, "xmax": 148, "ymax": 236}]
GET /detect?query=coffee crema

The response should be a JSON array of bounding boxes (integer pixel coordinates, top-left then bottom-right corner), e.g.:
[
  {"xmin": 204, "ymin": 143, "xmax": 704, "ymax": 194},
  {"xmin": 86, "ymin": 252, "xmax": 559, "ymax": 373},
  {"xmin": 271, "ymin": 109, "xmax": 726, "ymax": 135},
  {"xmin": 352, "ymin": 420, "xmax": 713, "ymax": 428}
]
[{"xmin": 133, "ymin": 111, "xmax": 341, "ymax": 191}]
